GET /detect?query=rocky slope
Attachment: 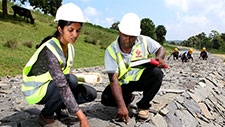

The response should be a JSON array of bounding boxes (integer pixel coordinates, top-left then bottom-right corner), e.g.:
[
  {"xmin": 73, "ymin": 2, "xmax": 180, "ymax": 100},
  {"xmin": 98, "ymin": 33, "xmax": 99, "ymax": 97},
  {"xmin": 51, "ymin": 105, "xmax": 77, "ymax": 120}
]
[{"xmin": 0, "ymin": 51, "xmax": 225, "ymax": 127}]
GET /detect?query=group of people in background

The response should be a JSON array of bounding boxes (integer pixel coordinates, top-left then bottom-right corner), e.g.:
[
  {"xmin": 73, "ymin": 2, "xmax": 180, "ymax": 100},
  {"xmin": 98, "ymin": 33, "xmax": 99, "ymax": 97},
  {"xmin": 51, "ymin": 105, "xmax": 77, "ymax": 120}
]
[{"xmin": 167, "ymin": 47, "xmax": 208, "ymax": 62}]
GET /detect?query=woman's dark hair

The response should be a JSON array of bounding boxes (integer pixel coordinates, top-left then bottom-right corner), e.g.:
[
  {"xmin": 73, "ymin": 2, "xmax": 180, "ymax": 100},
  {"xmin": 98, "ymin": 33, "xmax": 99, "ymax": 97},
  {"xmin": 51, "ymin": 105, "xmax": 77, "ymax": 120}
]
[{"xmin": 36, "ymin": 20, "xmax": 83, "ymax": 49}]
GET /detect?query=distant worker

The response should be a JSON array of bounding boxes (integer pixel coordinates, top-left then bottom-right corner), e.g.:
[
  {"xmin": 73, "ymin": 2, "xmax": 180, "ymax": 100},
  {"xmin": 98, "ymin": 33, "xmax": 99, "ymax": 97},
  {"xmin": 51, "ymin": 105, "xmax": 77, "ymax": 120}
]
[
  {"xmin": 199, "ymin": 47, "xmax": 208, "ymax": 60},
  {"xmin": 181, "ymin": 48, "xmax": 194, "ymax": 62},
  {"xmin": 167, "ymin": 48, "xmax": 179, "ymax": 60}
]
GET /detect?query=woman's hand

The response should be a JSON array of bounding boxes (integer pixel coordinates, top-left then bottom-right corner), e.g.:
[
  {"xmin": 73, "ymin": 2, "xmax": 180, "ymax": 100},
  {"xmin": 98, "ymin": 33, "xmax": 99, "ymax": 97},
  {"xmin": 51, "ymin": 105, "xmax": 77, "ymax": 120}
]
[{"xmin": 75, "ymin": 109, "xmax": 90, "ymax": 127}]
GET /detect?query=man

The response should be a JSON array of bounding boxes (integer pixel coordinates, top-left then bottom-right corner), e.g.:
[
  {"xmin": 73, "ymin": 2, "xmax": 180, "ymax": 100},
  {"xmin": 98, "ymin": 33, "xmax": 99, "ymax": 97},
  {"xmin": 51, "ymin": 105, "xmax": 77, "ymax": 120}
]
[
  {"xmin": 199, "ymin": 47, "xmax": 208, "ymax": 60},
  {"xmin": 167, "ymin": 48, "xmax": 179, "ymax": 60},
  {"xmin": 101, "ymin": 13, "xmax": 166, "ymax": 124},
  {"xmin": 181, "ymin": 48, "xmax": 194, "ymax": 62}
]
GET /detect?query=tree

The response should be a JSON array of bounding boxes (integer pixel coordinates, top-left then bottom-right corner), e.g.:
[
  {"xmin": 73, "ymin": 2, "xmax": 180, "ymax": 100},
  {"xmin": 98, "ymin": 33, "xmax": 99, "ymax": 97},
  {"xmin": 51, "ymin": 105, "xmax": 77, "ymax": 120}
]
[
  {"xmin": 2, "ymin": 0, "xmax": 8, "ymax": 18},
  {"xmin": 219, "ymin": 33, "xmax": 225, "ymax": 51},
  {"xmin": 187, "ymin": 36, "xmax": 197, "ymax": 47},
  {"xmin": 180, "ymin": 30, "xmax": 225, "ymax": 53},
  {"xmin": 211, "ymin": 37, "xmax": 221, "ymax": 49},
  {"xmin": 209, "ymin": 30, "xmax": 220, "ymax": 49},
  {"xmin": 28, "ymin": 0, "xmax": 62, "ymax": 16},
  {"xmin": 1, "ymin": 0, "xmax": 62, "ymax": 18},
  {"xmin": 209, "ymin": 30, "xmax": 219, "ymax": 40},
  {"xmin": 220, "ymin": 33, "xmax": 225, "ymax": 42},
  {"xmin": 195, "ymin": 32, "xmax": 208, "ymax": 49},
  {"xmin": 140, "ymin": 18, "xmax": 156, "ymax": 40},
  {"xmin": 110, "ymin": 21, "xmax": 119, "ymax": 30},
  {"xmin": 155, "ymin": 25, "xmax": 167, "ymax": 45}
]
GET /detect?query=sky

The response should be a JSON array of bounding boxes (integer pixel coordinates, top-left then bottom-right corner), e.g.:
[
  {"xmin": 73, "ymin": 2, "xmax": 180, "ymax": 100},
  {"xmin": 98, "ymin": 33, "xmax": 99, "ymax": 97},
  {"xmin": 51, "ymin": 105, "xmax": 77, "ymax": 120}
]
[{"xmin": 24, "ymin": 0, "xmax": 225, "ymax": 40}]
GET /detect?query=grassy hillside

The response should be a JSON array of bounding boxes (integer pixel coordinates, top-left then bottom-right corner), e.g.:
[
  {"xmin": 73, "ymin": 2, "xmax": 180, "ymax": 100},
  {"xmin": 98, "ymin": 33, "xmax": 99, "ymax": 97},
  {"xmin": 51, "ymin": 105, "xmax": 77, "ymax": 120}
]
[
  {"xmin": 0, "ymin": 2, "xmax": 118, "ymax": 76},
  {"xmin": 0, "ymin": 2, "xmax": 183, "ymax": 77}
]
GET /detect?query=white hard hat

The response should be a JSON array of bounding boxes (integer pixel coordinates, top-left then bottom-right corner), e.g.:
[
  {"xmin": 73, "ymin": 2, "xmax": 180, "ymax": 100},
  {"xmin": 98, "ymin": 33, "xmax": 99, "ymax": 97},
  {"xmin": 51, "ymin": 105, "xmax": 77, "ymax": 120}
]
[
  {"xmin": 54, "ymin": 3, "xmax": 86, "ymax": 22},
  {"xmin": 118, "ymin": 13, "xmax": 141, "ymax": 36}
]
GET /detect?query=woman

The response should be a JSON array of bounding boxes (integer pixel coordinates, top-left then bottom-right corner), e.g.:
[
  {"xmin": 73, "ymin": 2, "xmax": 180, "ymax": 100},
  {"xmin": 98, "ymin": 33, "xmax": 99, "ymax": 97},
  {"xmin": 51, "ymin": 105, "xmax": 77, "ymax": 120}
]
[{"xmin": 22, "ymin": 3, "xmax": 96, "ymax": 127}]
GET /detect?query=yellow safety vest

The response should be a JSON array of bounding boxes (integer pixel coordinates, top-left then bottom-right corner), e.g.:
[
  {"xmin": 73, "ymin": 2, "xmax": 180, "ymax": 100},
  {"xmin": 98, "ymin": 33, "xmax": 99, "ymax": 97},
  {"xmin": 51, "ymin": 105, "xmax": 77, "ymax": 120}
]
[
  {"xmin": 22, "ymin": 37, "xmax": 74, "ymax": 104},
  {"xmin": 107, "ymin": 35, "xmax": 149, "ymax": 84}
]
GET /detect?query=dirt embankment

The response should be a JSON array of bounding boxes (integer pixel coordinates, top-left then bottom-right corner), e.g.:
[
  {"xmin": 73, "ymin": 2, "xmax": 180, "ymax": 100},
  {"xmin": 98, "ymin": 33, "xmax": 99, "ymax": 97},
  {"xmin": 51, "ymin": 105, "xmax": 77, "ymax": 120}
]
[
  {"xmin": 213, "ymin": 54, "xmax": 225, "ymax": 63},
  {"xmin": 214, "ymin": 54, "xmax": 225, "ymax": 59}
]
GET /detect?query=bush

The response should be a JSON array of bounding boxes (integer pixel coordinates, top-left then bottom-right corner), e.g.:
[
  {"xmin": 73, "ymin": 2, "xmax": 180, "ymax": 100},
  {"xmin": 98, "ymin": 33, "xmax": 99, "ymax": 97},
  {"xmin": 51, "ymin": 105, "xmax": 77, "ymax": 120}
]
[
  {"xmin": 84, "ymin": 36, "xmax": 97, "ymax": 45},
  {"xmin": 23, "ymin": 41, "xmax": 33, "ymax": 48},
  {"xmin": 4, "ymin": 39, "xmax": 18, "ymax": 49}
]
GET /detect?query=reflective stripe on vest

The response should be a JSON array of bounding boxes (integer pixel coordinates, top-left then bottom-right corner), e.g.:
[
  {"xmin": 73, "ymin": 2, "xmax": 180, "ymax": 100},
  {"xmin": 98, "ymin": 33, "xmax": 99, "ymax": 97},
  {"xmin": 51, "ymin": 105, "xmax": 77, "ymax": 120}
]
[
  {"xmin": 22, "ymin": 37, "xmax": 74, "ymax": 104},
  {"xmin": 107, "ymin": 35, "xmax": 148, "ymax": 84}
]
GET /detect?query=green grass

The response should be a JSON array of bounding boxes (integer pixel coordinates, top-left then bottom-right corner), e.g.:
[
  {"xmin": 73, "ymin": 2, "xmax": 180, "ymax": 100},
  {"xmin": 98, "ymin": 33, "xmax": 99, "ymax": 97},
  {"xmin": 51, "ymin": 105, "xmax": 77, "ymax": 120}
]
[
  {"xmin": 0, "ymin": 2, "xmax": 118, "ymax": 76},
  {"xmin": 0, "ymin": 17, "xmax": 111, "ymax": 76}
]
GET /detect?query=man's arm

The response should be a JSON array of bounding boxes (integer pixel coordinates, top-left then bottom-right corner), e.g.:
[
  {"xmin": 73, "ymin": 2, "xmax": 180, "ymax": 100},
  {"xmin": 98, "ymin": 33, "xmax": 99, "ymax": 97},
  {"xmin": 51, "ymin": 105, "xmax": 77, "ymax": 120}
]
[
  {"xmin": 155, "ymin": 46, "xmax": 166, "ymax": 59},
  {"xmin": 155, "ymin": 47, "xmax": 166, "ymax": 67},
  {"xmin": 167, "ymin": 52, "xmax": 173, "ymax": 60},
  {"xmin": 108, "ymin": 73, "xmax": 126, "ymax": 107},
  {"xmin": 108, "ymin": 73, "xmax": 129, "ymax": 124}
]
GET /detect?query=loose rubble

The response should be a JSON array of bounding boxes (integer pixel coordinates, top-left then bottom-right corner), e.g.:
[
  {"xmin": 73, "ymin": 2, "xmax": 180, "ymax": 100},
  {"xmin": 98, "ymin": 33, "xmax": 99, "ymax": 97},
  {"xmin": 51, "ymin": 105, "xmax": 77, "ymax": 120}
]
[{"xmin": 0, "ymin": 50, "xmax": 225, "ymax": 127}]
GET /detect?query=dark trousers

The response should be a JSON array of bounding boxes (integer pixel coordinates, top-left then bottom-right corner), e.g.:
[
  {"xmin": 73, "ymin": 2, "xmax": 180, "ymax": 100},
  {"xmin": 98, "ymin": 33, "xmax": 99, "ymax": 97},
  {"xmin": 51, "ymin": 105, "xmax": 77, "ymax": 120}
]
[
  {"xmin": 173, "ymin": 54, "xmax": 179, "ymax": 60},
  {"xmin": 173, "ymin": 52, "xmax": 179, "ymax": 60},
  {"xmin": 38, "ymin": 74, "xmax": 97, "ymax": 117},
  {"xmin": 200, "ymin": 52, "xmax": 208, "ymax": 60},
  {"xmin": 101, "ymin": 66, "xmax": 163, "ymax": 109}
]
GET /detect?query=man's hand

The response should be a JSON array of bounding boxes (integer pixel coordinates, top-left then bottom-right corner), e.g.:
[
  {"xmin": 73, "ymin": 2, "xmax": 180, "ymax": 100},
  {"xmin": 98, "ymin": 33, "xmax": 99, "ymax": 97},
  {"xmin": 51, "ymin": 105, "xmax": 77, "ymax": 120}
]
[
  {"xmin": 155, "ymin": 57, "xmax": 166, "ymax": 68},
  {"xmin": 117, "ymin": 106, "xmax": 129, "ymax": 124}
]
